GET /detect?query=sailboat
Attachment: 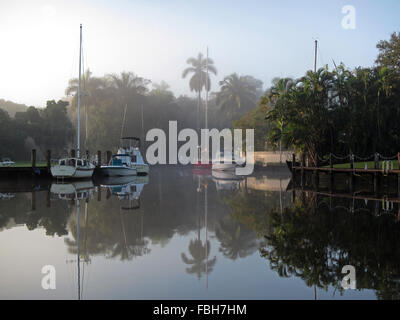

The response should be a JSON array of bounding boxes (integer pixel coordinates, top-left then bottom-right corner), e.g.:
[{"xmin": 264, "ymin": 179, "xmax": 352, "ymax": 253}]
[{"xmin": 51, "ymin": 24, "xmax": 95, "ymax": 179}]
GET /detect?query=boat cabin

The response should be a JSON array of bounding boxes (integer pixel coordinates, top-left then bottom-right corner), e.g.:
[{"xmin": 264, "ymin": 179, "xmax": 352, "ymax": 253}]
[{"xmin": 58, "ymin": 158, "xmax": 89, "ymax": 167}]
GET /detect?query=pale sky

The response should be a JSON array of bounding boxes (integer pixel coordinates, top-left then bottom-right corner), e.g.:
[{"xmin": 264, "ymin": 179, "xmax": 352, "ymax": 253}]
[{"xmin": 0, "ymin": 0, "xmax": 399, "ymax": 107}]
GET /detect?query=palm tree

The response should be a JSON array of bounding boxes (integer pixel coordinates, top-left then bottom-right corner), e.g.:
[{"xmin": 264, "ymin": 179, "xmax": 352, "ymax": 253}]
[
  {"xmin": 65, "ymin": 69, "xmax": 107, "ymax": 148},
  {"xmin": 216, "ymin": 73, "xmax": 258, "ymax": 118},
  {"xmin": 182, "ymin": 53, "xmax": 217, "ymax": 130},
  {"xmin": 266, "ymin": 77, "xmax": 295, "ymax": 162},
  {"xmin": 107, "ymin": 71, "xmax": 150, "ymax": 140},
  {"xmin": 107, "ymin": 71, "xmax": 150, "ymax": 100}
]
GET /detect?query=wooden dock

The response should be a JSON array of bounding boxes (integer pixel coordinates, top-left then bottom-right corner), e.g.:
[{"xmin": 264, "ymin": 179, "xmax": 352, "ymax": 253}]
[
  {"xmin": 289, "ymin": 152, "xmax": 400, "ymax": 195},
  {"xmin": 0, "ymin": 166, "xmax": 50, "ymax": 177},
  {"xmin": 0, "ymin": 149, "xmax": 113, "ymax": 179}
]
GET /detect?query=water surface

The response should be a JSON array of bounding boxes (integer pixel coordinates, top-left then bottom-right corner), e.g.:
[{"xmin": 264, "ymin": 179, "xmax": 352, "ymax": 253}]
[{"xmin": 0, "ymin": 167, "xmax": 398, "ymax": 299}]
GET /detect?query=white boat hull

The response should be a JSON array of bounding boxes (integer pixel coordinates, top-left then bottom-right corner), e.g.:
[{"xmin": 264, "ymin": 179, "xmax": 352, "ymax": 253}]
[
  {"xmin": 51, "ymin": 165, "xmax": 94, "ymax": 179},
  {"xmin": 50, "ymin": 181, "xmax": 95, "ymax": 194},
  {"xmin": 212, "ymin": 163, "xmax": 238, "ymax": 171},
  {"xmin": 101, "ymin": 166, "xmax": 137, "ymax": 177}
]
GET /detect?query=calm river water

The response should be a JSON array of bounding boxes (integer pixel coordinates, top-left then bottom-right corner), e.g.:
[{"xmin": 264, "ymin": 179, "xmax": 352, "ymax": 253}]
[{"xmin": 0, "ymin": 167, "xmax": 398, "ymax": 299}]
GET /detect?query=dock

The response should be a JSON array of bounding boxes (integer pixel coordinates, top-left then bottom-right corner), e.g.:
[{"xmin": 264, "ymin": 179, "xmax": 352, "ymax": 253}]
[
  {"xmin": 289, "ymin": 152, "xmax": 400, "ymax": 195},
  {"xmin": 0, "ymin": 149, "xmax": 110, "ymax": 179}
]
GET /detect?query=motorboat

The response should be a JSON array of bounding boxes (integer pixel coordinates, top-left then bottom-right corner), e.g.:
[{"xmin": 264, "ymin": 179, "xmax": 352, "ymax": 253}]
[
  {"xmin": 212, "ymin": 151, "xmax": 245, "ymax": 171},
  {"xmin": 101, "ymin": 137, "xmax": 149, "ymax": 176},
  {"xmin": 100, "ymin": 154, "xmax": 137, "ymax": 177},
  {"xmin": 100, "ymin": 175, "xmax": 149, "ymax": 210}
]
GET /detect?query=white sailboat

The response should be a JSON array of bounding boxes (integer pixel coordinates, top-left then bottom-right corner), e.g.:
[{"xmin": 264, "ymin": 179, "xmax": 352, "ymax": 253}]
[{"xmin": 51, "ymin": 24, "xmax": 95, "ymax": 179}]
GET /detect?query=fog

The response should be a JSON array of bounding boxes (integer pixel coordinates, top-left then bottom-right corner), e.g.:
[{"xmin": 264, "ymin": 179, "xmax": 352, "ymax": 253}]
[{"xmin": 1, "ymin": 0, "xmax": 399, "ymax": 106}]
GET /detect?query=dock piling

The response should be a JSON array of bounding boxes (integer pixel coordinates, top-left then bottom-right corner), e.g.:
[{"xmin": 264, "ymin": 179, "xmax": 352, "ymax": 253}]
[
  {"xmin": 31, "ymin": 149, "xmax": 36, "ymax": 168},
  {"xmin": 97, "ymin": 151, "xmax": 102, "ymax": 167},
  {"xmin": 301, "ymin": 153, "xmax": 306, "ymax": 188},
  {"xmin": 374, "ymin": 153, "xmax": 380, "ymax": 196},
  {"xmin": 46, "ymin": 150, "xmax": 51, "ymax": 170},
  {"xmin": 106, "ymin": 151, "xmax": 112, "ymax": 165}
]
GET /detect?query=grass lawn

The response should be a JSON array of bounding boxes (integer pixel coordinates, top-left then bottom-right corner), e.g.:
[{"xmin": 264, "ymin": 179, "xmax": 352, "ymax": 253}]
[
  {"xmin": 327, "ymin": 160, "xmax": 399, "ymax": 170},
  {"xmin": 13, "ymin": 161, "xmax": 48, "ymax": 167}
]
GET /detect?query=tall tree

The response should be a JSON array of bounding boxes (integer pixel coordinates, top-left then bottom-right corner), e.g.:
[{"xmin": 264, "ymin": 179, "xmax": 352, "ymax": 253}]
[
  {"xmin": 182, "ymin": 53, "xmax": 217, "ymax": 130},
  {"xmin": 66, "ymin": 69, "xmax": 108, "ymax": 149},
  {"xmin": 216, "ymin": 73, "xmax": 260, "ymax": 126},
  {"xmin": 266, "ymin": 77, "xmax": 295, "ymax": 158},
  {"xmin": 376, "ymin": 32, "xmax": 400, "ymax": 72}
]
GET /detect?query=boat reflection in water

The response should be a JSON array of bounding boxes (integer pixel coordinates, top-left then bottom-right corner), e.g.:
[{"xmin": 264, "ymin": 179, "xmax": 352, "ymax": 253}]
[
  {"xmin": 50, "ymin": 180, "xmax": 95, "ymax": 201},
  {"xmin": 212, "ymin": 169, "xmax": 244, "ymax": 192},
  {"xmin": 0, "ymin": 193, "xmax": 15, "ymax": 200},
  {"xmin": 99, "ymin": 175, "xmax": 149, "ymax": 210}
]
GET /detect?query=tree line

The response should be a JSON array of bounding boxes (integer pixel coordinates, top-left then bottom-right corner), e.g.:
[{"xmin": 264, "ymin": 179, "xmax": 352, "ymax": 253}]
[
  {"xmin": 2, "ymin": 32, "xmax": 399, "ymax": 161},
  {"xmin": 243, "ymin": 31, "xmax": 400, "ymax": 164},
  {"xmin": 0, "ymin": 100, "xmax": 73, "ymax": 160},
  {"xmin": 0, "ymin": 53, "xmax": 264, "ymax": 159}
]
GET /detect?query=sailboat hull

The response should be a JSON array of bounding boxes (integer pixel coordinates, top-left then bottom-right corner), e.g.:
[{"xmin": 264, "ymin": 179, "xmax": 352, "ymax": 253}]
[{"xmin": 51, "ymin": 165, "xmax": 94, "ymax": 179}]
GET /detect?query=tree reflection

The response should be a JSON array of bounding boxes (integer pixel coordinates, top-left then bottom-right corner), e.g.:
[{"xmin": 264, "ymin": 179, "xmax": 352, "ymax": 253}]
[
  {"xmin": 215, "ymin": 215, "xmax": 258, "ymax": 260},
  {"xmin": 0, "ymin": 191, "xmax": 70, "ymax": 236},
  {"xmin": 181, "ymin": 175, "xmax": 217, "ymax": 280},
  {"xmin": 260, "ymin": 194, "xmax": 400, "ymax": 299},
  {"xmin": 181, "ymin": 239, "xmax": 216, "ymax": 280},
  {"xmin": 66, "ymin": 202, "xmax": 151, "ymax": 261}
]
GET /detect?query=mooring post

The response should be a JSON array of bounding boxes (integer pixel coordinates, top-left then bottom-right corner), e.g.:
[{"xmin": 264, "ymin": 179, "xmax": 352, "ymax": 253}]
[
  {"xmin": 70, "ymin": 149, "xmax": 76, "ymax": 158},
  {"xmin": 350, "ymin": 154, "xmax": 355, "ymax": 194},
  {"xmin": 301, "ymin": 153, "xmax": 306, "ymax": 188},
  {"xmin": 97, "ymin": 150, "xmax": 102, "ymax": 167},
  {"xmin": 374, "ymin": 153, "xmax": 380, "ymax": 196},
  {"xmin": 315, "ymin": 156, "xmax": 320, "ymax": 189},
  {"xmin": 398, "ymin": 152, "xmax": 400, "ymax": 171},
  {"xmin": 46, "ymin": 150, "xmax": 51, "ymax": 170},
  {"xmin": 397, "ymin": 174, "xmax": 400, "ymax": 198},
  {"xmin": 292, "ymin": 153, "xmax": 296, "ymax": 179},
  {"xmin": 31, "ymin": 149, "xmax": 36, "ymax": 168},
  {"xmin": 329, "ymin": 153, "xmax": 334, "ymax": 193},
  {"xmin": 106, "ymin": 151, "xmax": 112, "ymax": 165}
]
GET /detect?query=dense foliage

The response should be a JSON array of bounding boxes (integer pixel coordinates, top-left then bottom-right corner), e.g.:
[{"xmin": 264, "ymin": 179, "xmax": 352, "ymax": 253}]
[
  {"xmin": 262, "ymin": 32, "xmax": 400, "ymax": 163},
  {"xmin": 0, "ymin": 100, "xmax": 73, "ymax": 160}
]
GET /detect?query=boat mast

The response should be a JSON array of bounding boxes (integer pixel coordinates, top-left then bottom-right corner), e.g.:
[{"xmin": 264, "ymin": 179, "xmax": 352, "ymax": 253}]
[
  {"xmin": 77, "ymin": 24, "xmax": 82, "ymax": 158},
  {"xmin": 314, "ymin": 39, "xmax": 318, "ymax": 72},
  {"xmin": 77, "ymin": 199, "xmax": 81, "ymax": 300},
  {"xmin": 205, "ymin": 46, "xmax": 209, "ymax": 130}
]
